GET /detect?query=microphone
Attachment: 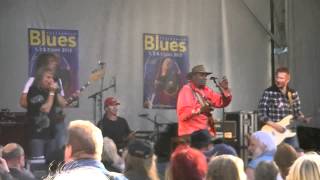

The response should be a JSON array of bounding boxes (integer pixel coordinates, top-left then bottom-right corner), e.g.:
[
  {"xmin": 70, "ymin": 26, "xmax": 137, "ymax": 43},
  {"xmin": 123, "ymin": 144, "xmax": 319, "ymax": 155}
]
[
  {"xmin": 98, "ymin": 61, "xmax": 105, "ymax": 66},
  {"xmin": 113, "ymin": 76, "xmax": 116, "ymax": 93},
  {"xmin": 138, "ymin": 113, "xmax": 149, "ymax": 117},
  {"xmin": 210, "ymin": 76, "xmax": 218, "ymax": 80}
]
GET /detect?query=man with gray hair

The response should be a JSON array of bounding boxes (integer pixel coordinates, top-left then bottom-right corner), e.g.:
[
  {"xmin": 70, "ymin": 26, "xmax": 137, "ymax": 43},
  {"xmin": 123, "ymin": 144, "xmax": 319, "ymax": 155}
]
[{"xmin": 245, "ymin": 131, "xmax": 277, "ymax": 180}]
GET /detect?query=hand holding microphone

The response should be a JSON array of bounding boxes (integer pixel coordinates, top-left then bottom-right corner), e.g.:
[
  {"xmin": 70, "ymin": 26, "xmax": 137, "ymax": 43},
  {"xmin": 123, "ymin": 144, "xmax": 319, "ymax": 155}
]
[
  {"xmin": 210, "ymin": 76, "xmax": 231, "ymax": 97},
  {"xmin": 218, "ymin": 76, "xmax": 229, "ymax": 91},
  {"xmin": 49, "ymin": 82, "xmax": 59, "ymax": 93}
]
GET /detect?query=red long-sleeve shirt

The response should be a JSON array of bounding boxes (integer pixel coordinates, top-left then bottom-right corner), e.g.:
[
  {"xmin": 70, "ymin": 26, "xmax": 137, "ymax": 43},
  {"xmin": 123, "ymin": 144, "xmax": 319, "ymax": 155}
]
[{"xmin": 176, "ymin": 82, "xmax": 232, "ymax": 136}]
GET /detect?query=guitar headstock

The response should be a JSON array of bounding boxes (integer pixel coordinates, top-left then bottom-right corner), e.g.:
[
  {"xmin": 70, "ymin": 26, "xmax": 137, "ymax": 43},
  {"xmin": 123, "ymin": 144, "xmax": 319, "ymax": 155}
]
[{"xmin": 90, "ymin": 68, "xmax": 105, "ymax": 81}]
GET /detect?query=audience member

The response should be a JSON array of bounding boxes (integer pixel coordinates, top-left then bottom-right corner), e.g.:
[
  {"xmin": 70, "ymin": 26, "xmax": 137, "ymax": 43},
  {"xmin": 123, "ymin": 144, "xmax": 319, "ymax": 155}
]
[
  {"xmin": 206, "ymin": 154, "xmax": 246, "ymax": 180},
  {"xmin": 0, "ymin": 145, "xmax": 3, "ymax": 157},
  {"xmin": 0, "ymin": 157, "xmax": 14, "ymax": 180},
  {"xmin": 273, "ymin": 143, "xmax": 298, "ymax": 179},
  {"xmin": 2, "ymin": 143, "xmax": 36, "ymax": 180},
  {"xmin": 50, "ymin": 167, "xmax": 111, "ymax": 180},
  {"xmin": 286, "ymin": 152, "xmax": 320, "ymax": 180},
  {"xmin": 166, "ymin": 144, "xmax": 207, "ymax": 180},
  {"xmin": 254, "ymin": 161, "xmax": 281, "ymax": 180},
  {"xmin": 204, "ymin": 143, "xmax": 238, "ymax": 158},
  {"xmin": 190, "ymin": 129, "xmax": 213, "ymax": 152},
  {"xmin": 124, "ymin": 139, "xmax": 159, "ymax": 180},
  {"xmin": 246, "ymin": 131, "xmax": 277, "ymax": 180},
  {"xmin": 101, "ymin": 137, "xmax": 124, "ymax": 173},
  {"xmin": 46, "ymin": 120, "xmax": 127, "ymax": 180}
]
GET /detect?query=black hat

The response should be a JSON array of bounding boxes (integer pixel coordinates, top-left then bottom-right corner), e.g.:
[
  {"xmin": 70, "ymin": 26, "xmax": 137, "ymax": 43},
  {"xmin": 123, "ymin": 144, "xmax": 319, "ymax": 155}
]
[
  {"xmin": 190, "ymin": 129, "xmax": 213, "ymax": 149},
  {"xmin": 128, "ymin": 140, "xmax": 154, "ymax": 159},
  {"xmin": 205, "ymin": 143, "xmax": 238, "ymax": 157}
]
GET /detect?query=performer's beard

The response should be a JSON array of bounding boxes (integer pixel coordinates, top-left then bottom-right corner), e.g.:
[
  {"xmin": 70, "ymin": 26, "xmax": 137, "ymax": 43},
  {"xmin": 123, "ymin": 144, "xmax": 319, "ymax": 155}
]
[{"xmin": 198, "ymin": 79, "xmax": 206, "ymax": 88}]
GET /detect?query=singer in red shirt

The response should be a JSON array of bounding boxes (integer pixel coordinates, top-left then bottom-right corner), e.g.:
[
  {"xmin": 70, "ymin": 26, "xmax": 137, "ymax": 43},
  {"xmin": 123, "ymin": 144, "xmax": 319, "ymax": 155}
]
[{"xmin": 176, "ymin": 65, "xmax": 232, "ymax": 136}]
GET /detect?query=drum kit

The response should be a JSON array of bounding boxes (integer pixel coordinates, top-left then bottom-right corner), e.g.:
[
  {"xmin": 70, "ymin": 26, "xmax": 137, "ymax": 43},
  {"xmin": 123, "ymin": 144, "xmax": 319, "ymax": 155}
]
[{"xmin": 135, "ymin": 113, "xmax": 175, "ymax": 142}]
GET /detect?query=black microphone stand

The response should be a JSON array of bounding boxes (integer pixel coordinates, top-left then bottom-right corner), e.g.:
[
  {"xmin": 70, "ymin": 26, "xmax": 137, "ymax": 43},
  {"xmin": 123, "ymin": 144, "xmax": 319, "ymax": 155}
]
[
  {"xmin": 88, "ymin": 83, "xmax": 115, "ymax": 123},
  {"xmin": 87, "ymin": 61, "xmax": 107, "ymax": 124},
  {"xmin": 138, "ymin": 114, "xmax": 168, "ymax": 142},
  {"xmin": 211, "ymin": 77, "xmax": 226, "ymax": 142},
  {"xmin": 98, "ymin": 62, "xmax": 104, "ymax": 123}
]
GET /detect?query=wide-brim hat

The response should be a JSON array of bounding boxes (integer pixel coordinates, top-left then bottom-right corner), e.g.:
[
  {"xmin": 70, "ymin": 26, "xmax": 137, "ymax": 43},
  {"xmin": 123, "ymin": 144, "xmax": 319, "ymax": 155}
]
[{"xmin": 186, "ymin": 65, "xmax": 212, "ymax": 79}]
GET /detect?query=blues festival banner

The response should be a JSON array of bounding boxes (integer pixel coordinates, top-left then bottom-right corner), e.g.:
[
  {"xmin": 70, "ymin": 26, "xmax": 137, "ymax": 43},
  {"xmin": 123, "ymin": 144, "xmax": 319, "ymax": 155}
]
[
  {"xmin": 28, "ymin": 28, "xmax": 79, "ymax": 106},
  {"xmin": 143, "ymin": 33, "xmax": 189, "ymax": 109}
]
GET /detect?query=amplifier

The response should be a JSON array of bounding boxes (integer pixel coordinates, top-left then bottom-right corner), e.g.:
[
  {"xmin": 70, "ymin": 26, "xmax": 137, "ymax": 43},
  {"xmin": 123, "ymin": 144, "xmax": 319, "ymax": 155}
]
[
  {"xmin": 215, "ymin": 111, "xmax": 258, "ymax": 165},
  {"xmin": 0, "ymin": 112, "xmax": 30, "ymax": 157}
]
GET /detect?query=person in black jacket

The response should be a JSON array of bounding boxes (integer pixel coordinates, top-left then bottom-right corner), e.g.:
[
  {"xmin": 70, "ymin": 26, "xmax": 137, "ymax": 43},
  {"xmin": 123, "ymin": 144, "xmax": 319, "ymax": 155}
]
[{"xmin": 97, "ymin": 97, "xmax": 132, "ymax": 153}]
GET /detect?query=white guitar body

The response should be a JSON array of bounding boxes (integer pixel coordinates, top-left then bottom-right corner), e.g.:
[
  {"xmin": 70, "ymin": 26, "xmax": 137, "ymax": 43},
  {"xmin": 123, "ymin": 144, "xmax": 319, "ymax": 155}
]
[{"xmin": 261, "ymin": 115, "xmax": 296, "ymax": 145}]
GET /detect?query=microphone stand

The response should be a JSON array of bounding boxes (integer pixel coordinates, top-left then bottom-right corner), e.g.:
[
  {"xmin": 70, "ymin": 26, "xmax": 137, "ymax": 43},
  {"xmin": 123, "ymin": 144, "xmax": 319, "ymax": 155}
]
[
  {"xmin": 211, "ymin": 78, "xmax": 225, "ymax": 141},
  {"xmin": 138, "ymin": 114, "xmax": 168, "ymax": 142},
  {"xmin": 98, "ymin": 63, "xmax": 104, "ymax": 123},
  {"xmin": 88, "ymin": 83, "xmax": 115, "ymax": 124},
  {"xmin": 87, "ymin": 61, "xmax": 106, "ymax": 124}
]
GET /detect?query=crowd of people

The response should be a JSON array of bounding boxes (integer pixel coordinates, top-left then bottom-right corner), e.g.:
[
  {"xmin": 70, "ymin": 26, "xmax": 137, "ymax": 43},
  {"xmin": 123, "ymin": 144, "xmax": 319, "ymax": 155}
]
[
  {"xmin": 1, "ymin": 55, "xmax": 319, "ymax": 180},
  {"xmin": 1, "ymin": 128, "xmax": 320, "ymax": 180}
]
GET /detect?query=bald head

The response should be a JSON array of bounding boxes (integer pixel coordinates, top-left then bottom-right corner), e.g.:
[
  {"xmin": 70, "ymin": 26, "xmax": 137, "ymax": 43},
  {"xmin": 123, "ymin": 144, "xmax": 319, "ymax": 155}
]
[
  {"xmin": 2, "ymin": 143, "xmax": 25, "ymax": 169},
  {"xmin": 2, "ymin": 143, "xmax": 24, "ymax": 160}
]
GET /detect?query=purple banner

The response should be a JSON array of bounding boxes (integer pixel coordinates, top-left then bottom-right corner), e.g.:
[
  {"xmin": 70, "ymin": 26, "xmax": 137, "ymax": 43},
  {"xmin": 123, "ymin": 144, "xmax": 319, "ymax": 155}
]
[
  {"xmin": 143, "ymin": 33, "xmax": 189, "ymax": 109},
  {"xmin": 28, "ymin": 28, "xmax": 79, "ymax": 106}
]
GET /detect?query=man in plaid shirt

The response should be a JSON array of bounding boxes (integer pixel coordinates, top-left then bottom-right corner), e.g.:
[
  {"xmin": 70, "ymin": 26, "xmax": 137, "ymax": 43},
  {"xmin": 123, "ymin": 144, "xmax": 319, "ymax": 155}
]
[{"xmin": 258, "ymin": 67, "xmax": 305, "ymax": 149}]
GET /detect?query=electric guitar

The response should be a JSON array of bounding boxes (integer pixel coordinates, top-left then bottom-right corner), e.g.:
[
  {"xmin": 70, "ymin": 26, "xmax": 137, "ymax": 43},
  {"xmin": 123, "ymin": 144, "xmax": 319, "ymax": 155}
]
[
  {"xmin": 196, "ymin": 93, "xmax": 217, "ymax": 136},
  {"xmin": 49, "ymin": 68, "xmax": 105, "ymax": 124},
  {"xmin": 66, "ymin": 68, "xmax": 105, "ymax": 106},
  {"xmin": 260, "ymin": 115, "xmax": 311, "ymax": 145}
]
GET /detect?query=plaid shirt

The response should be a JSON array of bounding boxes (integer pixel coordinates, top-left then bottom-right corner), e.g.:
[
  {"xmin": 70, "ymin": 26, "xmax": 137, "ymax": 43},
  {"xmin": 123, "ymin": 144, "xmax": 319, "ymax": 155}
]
[{"xmin": 258, "ymin": 85, "xmax": 303, "ymax": 122}]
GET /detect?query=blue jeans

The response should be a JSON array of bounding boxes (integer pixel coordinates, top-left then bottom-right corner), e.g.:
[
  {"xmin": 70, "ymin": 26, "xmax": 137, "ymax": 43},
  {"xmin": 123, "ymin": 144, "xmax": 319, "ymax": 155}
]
[
  {"xmin": 30, "ymin": 122, "xmax": 66, "ymax": 160},
  {"xmin": 29, "ymin": 139, "xmax": 54, "ymax": 158},
  {"xmin": 53, "ymin": 121, "xmax": 67, "ymax": 150},
  {"xmin": 284, "ymin": 135, "xmax": 300, "ymax": 150}
]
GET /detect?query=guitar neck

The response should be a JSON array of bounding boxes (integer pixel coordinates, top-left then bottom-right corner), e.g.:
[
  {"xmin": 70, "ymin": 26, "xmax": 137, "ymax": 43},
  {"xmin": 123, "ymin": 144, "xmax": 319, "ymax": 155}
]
[{"xmin": 66, "ymin": 81, "xmax": 91, "ymax": 105}]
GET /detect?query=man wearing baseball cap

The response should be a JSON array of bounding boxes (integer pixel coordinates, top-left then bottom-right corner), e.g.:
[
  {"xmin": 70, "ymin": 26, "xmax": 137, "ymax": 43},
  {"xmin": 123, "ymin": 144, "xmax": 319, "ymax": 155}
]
[{"xmin": 97, "ymin": 97, "xmax": 132, "ymax": 153}]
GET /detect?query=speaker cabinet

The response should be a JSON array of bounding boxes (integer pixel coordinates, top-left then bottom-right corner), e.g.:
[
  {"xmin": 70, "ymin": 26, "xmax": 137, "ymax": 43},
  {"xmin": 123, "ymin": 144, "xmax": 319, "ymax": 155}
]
[
  {"xmin": 0, "ymin": 112, "xmax": 30, "ymax": 156},
  {"xmin": 215, "ymin": 111, "xmax": 258, "ymax": 165},
  {"xmin": 297, "ymin": 126, "xmax": 320, "ymax": 152}
]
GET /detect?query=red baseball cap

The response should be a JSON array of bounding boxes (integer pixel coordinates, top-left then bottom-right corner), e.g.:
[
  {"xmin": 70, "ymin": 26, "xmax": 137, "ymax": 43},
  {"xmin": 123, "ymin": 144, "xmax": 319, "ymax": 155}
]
[{"xmin": 104, "ymin": 97, "xmax": 120, "ymax": 107}]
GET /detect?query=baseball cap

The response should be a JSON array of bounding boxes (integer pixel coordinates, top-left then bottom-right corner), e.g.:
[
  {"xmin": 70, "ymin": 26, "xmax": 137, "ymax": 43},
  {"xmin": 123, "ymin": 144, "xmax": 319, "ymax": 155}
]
[
  {"xmin": 104, "ymin": 97, "xmax": 120, "ymax": 107},
  {"xmin": 128, "ymin": 140, "xmax": 153, "ymax": 159}
]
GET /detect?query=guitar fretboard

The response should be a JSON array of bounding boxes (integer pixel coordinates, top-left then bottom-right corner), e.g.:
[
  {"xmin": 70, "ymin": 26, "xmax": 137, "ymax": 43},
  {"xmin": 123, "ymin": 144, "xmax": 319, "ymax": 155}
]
[{"xmin": 66, "ymin": 82, "xmax": 91, "ymax": 105}]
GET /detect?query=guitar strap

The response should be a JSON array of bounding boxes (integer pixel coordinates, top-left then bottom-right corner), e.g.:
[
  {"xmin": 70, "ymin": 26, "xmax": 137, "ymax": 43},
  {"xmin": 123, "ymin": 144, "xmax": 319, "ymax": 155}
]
[
  {"xmin": 189, "ymin": 85, "xmax": 206, "ymax": 107},
  {"xmin": 189, "ymin": 85, "xmax": 216, "ymax": 136},
  {"xmin": 287, "ymin": 91, "xmax": 293, "ymax": 107}
]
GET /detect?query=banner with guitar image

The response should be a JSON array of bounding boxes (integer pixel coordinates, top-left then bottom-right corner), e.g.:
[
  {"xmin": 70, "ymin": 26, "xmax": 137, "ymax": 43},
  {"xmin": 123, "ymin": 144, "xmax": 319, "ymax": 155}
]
[
  {"xmin": 143, "ymin": 33, "xmax": 189, "ymax": 109},
  {"xmin": 28, "ymin": 28, "xmax": 79, "ymax": 107}
]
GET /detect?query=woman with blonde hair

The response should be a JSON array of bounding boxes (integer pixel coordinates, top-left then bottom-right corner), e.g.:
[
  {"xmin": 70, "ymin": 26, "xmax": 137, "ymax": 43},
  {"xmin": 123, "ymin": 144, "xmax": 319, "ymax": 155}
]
[
  {"xmin": 206, "ymin": 155, "xmax": 246, "ymax": 180},
  {"xmin": 286, "ymin": 152, "xmax": 320, "ymax": 180}
]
